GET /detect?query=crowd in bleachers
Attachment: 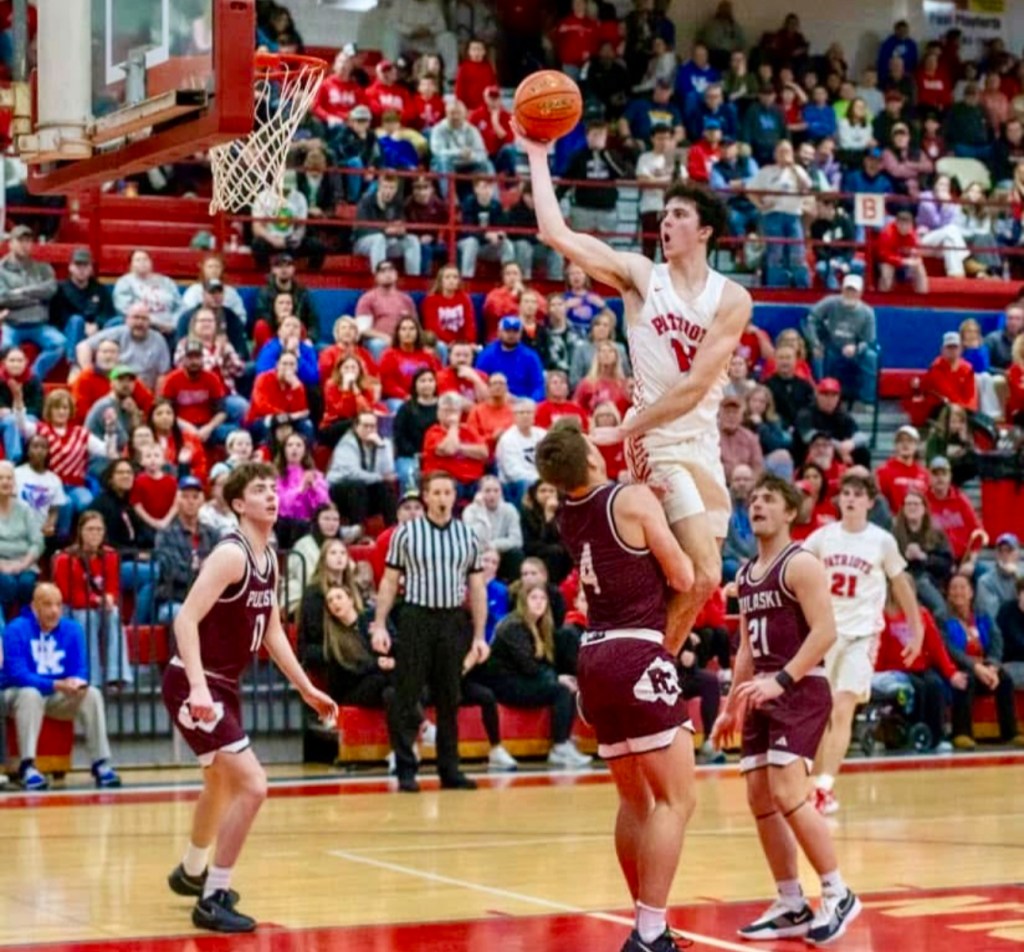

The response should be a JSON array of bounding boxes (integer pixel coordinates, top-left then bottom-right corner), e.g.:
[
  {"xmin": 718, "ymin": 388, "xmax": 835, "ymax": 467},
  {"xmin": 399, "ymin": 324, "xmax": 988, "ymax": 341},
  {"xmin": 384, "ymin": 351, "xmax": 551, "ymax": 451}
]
[{"xmin": 4, "ymin": 1, "xmax": 1024, "ymax": 788}]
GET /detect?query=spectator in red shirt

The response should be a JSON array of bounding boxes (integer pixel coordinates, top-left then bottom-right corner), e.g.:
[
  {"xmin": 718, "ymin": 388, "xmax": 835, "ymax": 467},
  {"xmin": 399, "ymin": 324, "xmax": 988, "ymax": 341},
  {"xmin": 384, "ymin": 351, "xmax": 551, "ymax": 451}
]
[
  {"xmin": 366, "ymin": 60, "xmax": 413, "ymax": 122},
  {"xmin": 468, "ymin": 86, "xmax": 517, "ymax": 177},
  {"xmin": 247, "ymin": 350, "xmax": 313, "ymax": 445},
  {"xmin": 686, "ymin": 118, "xmax": 724, "ymax": 182},
  {"xmin": 312, "ymin": 49, "xmax": 367, "ymax": 128},
  {"xmin": 159, "ymin": 337, "xmax": 239, "ymax": 445},
  {"xmin": 925, "ymin": 454, "xmax": 985, "ymax": 570},
  {"xmin": 876, "ymin": 424, "xmax": 930, "ymax": 512},
  {"xmin": 795, "ymin": 462, "xmax": 839, "ymax": 535},
  {"xmin": 573, "ymin": 341, "xmax": 631, "ymax": 416},
  {"xmin": 916, "ymin": 50, "xmax": 952, "ymax": 113},
  {"xmin": 535, "ymin": 368, "xmax": 589, "ymax": 430},
  {"xmin": 51, "ymin": 510, "xmax": 131, "ymax": 687},
  {"xmin": 466, "ymin": 373, "xmax": 516, "ymax": 452},
  {"xmin": 130, "ymin": 443, "xmax": 178, "ymax": 533},
  {"xmin": 455, "ymin": 39, "xmax": 499, "ymax": 112},
  {"xmin": 319, "ymin": 315, "xmax": 380, "ymax": 382},
  {"xmin": 322, "ymin": 354, "xmax": 376, "ymax": 448},
  {"xmin": 148, "ymin": 399, "xmax": 208, "ymax": 488},
  {"xmin": 421, "ymin": 265, "xmax": 477, "ymax": 345},
  {"xmin": 550, "ymin": 0, "xmax": 600, "ymax": 80},
  {"xmin": 482, "ymin": 262, "xmax": 546, "ymax": 341},
  {"xmin": 921, "ymin": 330, "xmax": 978, "ymax": 418},
  {"xmin": 436, "ymin": 341, "xmax": 489, "ymax": 404},
  {"xmin": 378, "ymin": 316, "xmax": 442, "ymax": 402},
  {"xmin": 877, "ymin": 208, "xmax": 929, "ymax": 293},
  {"xmin": 1003, "ymin": 333, "xmax": 1024, "ymax": 424},
  {"xmin": 877, "ymin": 598, "xmax": 966, "ymax": 752},
  {"xmin": 410, "ymin": 73, "xmax": 446, "ymax": 131},
  {"xmin": 421, "ymin": 392, "xmax": 488, "ymax": 498}
]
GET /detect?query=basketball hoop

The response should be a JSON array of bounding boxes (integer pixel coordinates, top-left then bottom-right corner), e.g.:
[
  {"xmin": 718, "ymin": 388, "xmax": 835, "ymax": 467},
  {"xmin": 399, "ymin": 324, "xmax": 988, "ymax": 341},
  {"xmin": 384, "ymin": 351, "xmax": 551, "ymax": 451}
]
[{"xmin": 208, "ymin": 52, "xmax": 327, "ymax": 215}]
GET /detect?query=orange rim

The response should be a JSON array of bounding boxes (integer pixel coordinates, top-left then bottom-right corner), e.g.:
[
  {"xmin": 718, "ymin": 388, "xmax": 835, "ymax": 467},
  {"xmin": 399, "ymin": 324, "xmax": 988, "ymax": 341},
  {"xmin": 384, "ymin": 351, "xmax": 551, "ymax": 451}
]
[{"xmin": 254, "ymin": 51, "xmax": 328, "ymax": 82}]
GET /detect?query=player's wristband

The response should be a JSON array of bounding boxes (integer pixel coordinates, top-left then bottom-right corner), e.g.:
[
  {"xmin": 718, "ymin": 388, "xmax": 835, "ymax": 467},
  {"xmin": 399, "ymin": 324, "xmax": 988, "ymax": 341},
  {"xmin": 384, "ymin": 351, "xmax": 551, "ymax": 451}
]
[{"xmin": 775, "ymin": 669, "xmax": 796, "ymax": 692}]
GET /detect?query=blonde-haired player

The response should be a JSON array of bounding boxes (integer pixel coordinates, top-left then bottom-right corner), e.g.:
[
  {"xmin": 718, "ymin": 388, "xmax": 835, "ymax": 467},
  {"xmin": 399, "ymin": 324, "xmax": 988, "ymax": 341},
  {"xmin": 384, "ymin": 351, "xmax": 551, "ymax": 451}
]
[{"xmin": 803, "ymin": 472, "xmax": 923, "ymax": 814}]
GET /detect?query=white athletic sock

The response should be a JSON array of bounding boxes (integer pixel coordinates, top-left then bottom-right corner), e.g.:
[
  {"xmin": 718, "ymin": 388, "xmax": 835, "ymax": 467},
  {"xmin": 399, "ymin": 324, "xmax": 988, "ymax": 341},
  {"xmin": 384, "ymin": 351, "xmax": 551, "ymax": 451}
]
[
  {"xmin": 815, "ymin": 773, "xmax": 835, "ymax": 792},
  {"xmin": 202, "ymin": 864, "xmax": 233, "ymax": 900},
  {"xmin": 820, "ymin": 870, "xmax": 846, "ymax": 897},
  {"xmin": 777, "ymin": 879, "xmax": 805, "ymax": 909},
  {"xmin": 182, "ymin": 842, "xmax": 209, "ymax": 878},
  {"xmin": 636, "ymin": 901, "xmax": 667, "ymax": 943}
]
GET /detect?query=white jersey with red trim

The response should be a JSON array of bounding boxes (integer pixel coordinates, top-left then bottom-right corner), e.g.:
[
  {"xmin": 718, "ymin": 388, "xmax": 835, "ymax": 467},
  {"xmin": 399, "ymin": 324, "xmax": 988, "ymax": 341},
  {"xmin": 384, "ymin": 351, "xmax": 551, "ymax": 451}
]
[
  {"xmin": 625, "ymin": 263, "xmax": 728, "ymax": 448},
  {"xmin": 802, "ymin": 521, "xmax": 907, "ymax": 638}
]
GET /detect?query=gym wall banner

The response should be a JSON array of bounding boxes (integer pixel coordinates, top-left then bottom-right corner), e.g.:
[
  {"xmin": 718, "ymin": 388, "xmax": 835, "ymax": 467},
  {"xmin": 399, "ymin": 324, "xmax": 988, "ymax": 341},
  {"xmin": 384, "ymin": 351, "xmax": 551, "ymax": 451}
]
[{"xmin": 923, "ymin": 0, "xmax": 1005, "ymax": 59}]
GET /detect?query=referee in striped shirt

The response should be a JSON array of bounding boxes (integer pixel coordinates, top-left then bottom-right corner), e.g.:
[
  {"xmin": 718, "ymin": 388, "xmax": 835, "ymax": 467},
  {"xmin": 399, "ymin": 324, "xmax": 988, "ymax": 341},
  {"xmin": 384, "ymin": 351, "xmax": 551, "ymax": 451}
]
[{"xmin": 371, "ymin": 471, "xmax": 490, "ymax": 792}]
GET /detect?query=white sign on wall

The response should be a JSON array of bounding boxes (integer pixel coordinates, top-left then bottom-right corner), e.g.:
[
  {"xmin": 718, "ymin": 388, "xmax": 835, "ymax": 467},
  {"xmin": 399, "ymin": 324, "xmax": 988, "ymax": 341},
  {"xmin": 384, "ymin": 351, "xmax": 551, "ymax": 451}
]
[{"xmin": 923, "ymin": 0, "xmax": 1005, "ymax": 60}]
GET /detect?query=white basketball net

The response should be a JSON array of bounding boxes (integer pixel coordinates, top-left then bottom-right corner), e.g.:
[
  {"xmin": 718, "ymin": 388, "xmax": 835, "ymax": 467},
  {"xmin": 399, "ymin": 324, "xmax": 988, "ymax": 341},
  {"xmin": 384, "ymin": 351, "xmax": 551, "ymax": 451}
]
[{"xmin": 208, "ymin": 59, "xmax": 325, "ymax": 214}]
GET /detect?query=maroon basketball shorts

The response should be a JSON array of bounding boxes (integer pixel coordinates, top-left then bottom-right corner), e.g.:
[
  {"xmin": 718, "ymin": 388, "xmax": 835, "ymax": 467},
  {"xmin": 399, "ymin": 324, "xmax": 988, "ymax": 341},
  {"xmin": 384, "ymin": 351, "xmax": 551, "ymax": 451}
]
[
  {"xmin": 162, "ymin": 660, "xmax": 250, "ymax": 766},
  {"xmin": 577, "ymin": 629, "xmax": 695, "ymax": 760},
  {"xmin": 740, "ymin": 671, "xmax": 832, "ymax": 774}
]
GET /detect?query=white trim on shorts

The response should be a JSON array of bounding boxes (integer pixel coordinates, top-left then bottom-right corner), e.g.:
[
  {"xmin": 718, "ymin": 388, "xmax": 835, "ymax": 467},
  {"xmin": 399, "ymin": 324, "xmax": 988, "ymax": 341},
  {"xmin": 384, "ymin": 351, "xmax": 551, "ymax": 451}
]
[
  {"xmin": 580, "ymin": 628, "xmax": 664, "ymax": 647},
  {"xmin": 599, "ymin": 721, "xmax": 696, "ymax": 760},
  {"xmin": 739, "ymin": 750, "xmax": 813, "ymax": 774},
  {"xmin": 197, "ymin": 736, "xmax": 251, "ymax": 767}
]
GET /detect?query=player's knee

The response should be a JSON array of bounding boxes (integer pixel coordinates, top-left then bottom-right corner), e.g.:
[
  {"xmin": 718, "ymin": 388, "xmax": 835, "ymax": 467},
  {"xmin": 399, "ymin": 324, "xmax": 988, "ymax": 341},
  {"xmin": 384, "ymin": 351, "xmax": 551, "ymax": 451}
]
[
  {"xmin": 745, "ymin": 775, "xmax": 773, "ymax": 816},
  {"xmin": 240, "ymin": 767, "xmax": 268, "ymax": 804},
  {"xmin": 676, "ymin": 784, "xmax": 698, "ymax": 823}
]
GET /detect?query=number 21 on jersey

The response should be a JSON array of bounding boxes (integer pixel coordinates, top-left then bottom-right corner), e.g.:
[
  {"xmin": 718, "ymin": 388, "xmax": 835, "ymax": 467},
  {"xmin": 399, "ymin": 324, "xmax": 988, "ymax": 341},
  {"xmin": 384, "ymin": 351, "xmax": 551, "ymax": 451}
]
[
  {"xmin": 829, "ymin": 572, "xmax": 858, "ymax": 598},
  {"xmin": 748, "ymin": 616, "xmax": 769, "ymax": 658}
]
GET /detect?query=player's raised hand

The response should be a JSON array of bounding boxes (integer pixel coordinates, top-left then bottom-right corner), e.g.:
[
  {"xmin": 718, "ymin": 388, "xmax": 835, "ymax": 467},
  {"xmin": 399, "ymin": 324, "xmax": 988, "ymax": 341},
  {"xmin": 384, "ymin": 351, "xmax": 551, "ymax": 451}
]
[
  {"xmin": 187, "ymin": 683, "xmax": 218, "ymax": 723},
  {"xmin": 736, "ymin": 674, "xmax": 785, "ymax": 708},
  {"xmin": 303, "ymin": 686, "xmax": 338, "ymax": 728},
  {"xmin": 590, "ymin": 425, "xmax": 625, "ymax": 446},
  {"xmin": 510, "ymin": 117, "xmax": 551, "ymax": 159}
]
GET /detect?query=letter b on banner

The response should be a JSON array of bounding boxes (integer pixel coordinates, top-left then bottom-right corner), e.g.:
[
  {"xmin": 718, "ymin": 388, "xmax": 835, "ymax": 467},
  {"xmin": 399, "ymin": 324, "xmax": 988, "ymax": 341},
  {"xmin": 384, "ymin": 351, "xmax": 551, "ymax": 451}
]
[{"xmin": 854, "ymin": 193, "xmax": 886, "ymax": 229}]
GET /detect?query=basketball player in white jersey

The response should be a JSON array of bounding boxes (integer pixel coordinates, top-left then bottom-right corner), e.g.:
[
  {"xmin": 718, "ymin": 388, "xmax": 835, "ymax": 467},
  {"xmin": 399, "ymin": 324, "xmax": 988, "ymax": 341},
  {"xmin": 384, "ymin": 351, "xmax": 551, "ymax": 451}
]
[
  {"xmin": 520, "ymin": 129, "xmax": 753, "ymax": 653},
  {"xmin": 802, "ymin": 472, "xmax": 923, "ymax": 815}
]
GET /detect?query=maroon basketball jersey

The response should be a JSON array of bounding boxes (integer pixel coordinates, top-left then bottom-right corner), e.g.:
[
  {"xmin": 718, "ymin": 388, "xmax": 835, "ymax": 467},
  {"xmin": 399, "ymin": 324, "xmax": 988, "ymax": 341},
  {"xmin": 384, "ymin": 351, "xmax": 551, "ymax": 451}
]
[
  {"xmin": 558, "ymin": 483, "xmax": 668, "ymax": 633},
  {"xmin": 736, "ymin": 543, "xmax": 809, "ymax": 675},
  {"xmin": 198, "ymin": 530, "xmax": 277, "ymax": 681}
]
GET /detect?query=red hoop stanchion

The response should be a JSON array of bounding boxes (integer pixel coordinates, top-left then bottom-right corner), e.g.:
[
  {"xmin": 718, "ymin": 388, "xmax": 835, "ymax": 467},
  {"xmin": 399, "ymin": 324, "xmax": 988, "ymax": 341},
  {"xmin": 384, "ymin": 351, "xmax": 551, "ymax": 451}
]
[{"xmin": 208, "ymin": 52, "xmax": 327, "ymax": 214}]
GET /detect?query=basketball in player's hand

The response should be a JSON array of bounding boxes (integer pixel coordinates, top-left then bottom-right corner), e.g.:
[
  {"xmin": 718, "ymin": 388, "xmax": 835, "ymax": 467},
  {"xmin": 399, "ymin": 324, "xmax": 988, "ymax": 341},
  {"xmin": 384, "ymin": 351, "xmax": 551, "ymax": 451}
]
[{"xmin": 513, "ymin": 70, "xmax": 583, "ymax": 143}]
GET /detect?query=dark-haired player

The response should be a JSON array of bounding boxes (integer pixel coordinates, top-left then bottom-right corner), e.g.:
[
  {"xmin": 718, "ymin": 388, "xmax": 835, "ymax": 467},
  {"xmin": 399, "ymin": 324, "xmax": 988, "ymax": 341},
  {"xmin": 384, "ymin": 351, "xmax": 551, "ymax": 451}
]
[
  {"xmin": 803, "ymin": 472, "xmax": 922, "ymax": 815},
  {"xmin": 520, "ymin": 123, "xmax": 753, "ymax": 654},
  {"xmin": 712, "ymin": 474, "xmax": 861, "ymax": 946},
  {"xmin": 162, "ymin": 462, "xmax": 337, "ymax": 933},
  {"xmin": 537, "ymin": 419, "xmax": 696, "ymax": 952}
]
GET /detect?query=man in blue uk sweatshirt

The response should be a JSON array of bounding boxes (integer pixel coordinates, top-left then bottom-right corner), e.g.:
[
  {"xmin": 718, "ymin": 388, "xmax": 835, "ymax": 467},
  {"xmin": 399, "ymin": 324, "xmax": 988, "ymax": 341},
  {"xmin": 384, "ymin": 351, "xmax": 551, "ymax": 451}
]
[{"xmin": 2, "ymin": 583, "xmax": 121, "ymax": 790}]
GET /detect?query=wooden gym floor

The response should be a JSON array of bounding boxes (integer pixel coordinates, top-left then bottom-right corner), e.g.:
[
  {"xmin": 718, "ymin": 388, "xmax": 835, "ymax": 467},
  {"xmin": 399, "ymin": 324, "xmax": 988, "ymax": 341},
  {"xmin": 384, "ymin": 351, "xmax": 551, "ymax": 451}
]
[{"xmin": 1, "ymin": 753, "xmax": 1023, "ymax": 951}]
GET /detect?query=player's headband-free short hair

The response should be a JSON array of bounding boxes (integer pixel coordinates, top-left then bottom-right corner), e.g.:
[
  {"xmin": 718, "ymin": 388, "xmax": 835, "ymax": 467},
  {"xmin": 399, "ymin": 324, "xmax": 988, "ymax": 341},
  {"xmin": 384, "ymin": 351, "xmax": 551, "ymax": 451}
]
[
  {"xmin": 661, "ymin": 181, "xmax": 727, "ymax": 250},
  {"xmin": 223, "ymin": 461, "xmax": 278, "ymax": 511},
  {"xmin": 839, "ymin": 471, "xmax": 878, "ymax": 499},
  {"xmin": 752, "ymin": 472, "xmax": 803, "ymax": 513},
  {"xmin": 536, "ymin": 418, "xmax": 590, "ymax": 493}
]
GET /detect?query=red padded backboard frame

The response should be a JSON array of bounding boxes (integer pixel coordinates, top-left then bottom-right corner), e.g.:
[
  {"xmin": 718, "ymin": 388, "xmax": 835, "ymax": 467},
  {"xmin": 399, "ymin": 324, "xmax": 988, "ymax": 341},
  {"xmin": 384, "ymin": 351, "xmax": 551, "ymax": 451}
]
[{"xmin": 27, "ymin": 0, "xmax": 255, "ymax": 195}]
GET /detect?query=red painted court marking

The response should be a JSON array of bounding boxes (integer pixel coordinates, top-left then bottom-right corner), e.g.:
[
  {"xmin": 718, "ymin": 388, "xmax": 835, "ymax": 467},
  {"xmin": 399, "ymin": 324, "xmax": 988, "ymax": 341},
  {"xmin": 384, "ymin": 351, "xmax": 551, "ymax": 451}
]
[
  {"xmin": 1, "ymin": 750, "xmax": 1021, "ymax": 810},
  {"xmin": 3, "ymin": 885, "xmax": 1023, "ymax": 951}
]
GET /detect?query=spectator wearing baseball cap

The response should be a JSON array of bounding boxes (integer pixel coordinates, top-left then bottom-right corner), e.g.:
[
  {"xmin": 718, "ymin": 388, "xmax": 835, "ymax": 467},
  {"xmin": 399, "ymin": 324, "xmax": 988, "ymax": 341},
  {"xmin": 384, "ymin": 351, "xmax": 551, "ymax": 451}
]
[
  {"xmin": 159, "ymin": 336, "xmax": 245, "ymax": 446},
  {"xmin": 154, "ymin": 474, "xmax": 220, "ymax": 627},
  {"xmin": 794, "ymin": 376, "xmax": 871, "ymax": 468},
  {"xmin": 975, "ymin": 532, "xmax": 1023, "ymax": 623},
  {"xmin": 332, "ymin": 101, "xmax": 383, "ymax": 203},
  {"xmin": 925, "ymin": 455, "xmax": 984, "ymax": 572},
  {"xmin": 468, "ymin": 86, "xmax": 517, "ymax": 176},
  {"xmin": 365, "ymin": 57, "xmax": 413, "ymax": 123},
  {"xmin": 49, "ymin": 248, "xmax": 117, "ymax": 361},
  {"xmin": 719, "ymin": 391, "xmax": 764, "ymax": 481},
  {"xmin": 920, "ymin": 329, "xmax": 978, "ymax": 421},
  {"xmin": 686, "ymin": 115, "xmax": 724, "ymax": 183},
  {"xmin": 475, "ymin": 316, "xmax": 546, "ymax": 402},
  {"xmin": 803, "ymin": 272, "xmax": 879, "ymax": 406},
  {"xmin": 876, "ymin": 424, "xmax": 930, "ymax": 513},
  {"xmin": 179, "ymin": 253, "xmax": 249, "ymax": 340}
]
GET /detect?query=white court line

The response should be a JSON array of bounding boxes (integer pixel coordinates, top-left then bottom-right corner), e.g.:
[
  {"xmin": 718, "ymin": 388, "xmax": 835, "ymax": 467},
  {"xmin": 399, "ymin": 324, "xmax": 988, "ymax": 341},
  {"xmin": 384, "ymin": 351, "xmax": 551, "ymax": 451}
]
[{"xmin": 329, "ymin": 848, "xmax": 754, "ymax": 952}]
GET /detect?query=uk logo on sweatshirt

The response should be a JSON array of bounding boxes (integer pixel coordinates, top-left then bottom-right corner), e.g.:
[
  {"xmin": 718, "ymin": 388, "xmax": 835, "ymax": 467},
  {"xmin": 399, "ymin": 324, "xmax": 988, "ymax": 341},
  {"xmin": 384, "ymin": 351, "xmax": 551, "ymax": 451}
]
[{"xmin": 31, "ymin": 636, "xmax": 66, "ymax": 676}]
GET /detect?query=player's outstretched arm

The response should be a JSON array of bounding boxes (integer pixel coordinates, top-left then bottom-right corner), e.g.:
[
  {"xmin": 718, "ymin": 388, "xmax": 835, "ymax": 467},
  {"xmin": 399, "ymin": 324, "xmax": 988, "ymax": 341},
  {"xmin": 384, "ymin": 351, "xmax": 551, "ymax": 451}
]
[
  {"xmin": 173, "ymin": 543, "xmax": 247, "ymax": 721},
  {"xmin": 612, "ymin": 281, "xmax": 753, "ymax": 443},
  {"xmin": 520, "ymin": 131, "xmax": 650, "ymax": 296},
  {"xmin": 616, "ymin": 482, "xmax": 694, "ymax": 592},
  {"xmin": 263, "ymin": 603, "xmax": 338, "ymax": 725},
  {"xmin": 711, "ymin": 615, "xmax": 754, "ymax": 749}
]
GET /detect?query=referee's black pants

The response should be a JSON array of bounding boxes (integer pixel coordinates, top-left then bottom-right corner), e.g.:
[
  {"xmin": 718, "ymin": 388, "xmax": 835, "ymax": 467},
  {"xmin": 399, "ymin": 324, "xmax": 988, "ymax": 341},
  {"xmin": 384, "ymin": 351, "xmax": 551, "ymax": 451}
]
[{"xmin": 389, "ymin": 604, "xmax": 470, "ymax": 782}]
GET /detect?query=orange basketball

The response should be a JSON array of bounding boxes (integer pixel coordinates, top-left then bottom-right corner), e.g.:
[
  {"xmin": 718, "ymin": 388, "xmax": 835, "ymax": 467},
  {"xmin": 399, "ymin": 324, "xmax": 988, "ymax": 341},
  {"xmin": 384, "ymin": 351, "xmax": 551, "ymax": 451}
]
[{"xmin": 513, "ymin": 70, "xmax": 583, "ymax": 143}]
